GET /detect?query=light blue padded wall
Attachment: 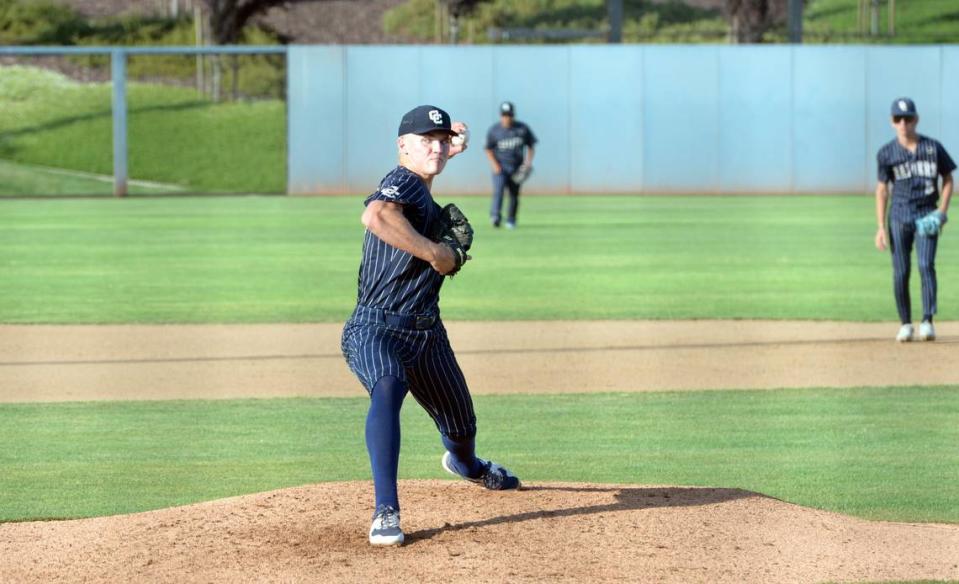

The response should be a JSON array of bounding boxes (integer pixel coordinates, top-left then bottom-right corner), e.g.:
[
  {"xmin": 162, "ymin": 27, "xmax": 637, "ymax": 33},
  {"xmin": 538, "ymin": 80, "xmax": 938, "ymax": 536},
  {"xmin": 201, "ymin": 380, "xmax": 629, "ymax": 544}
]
[{"xmin": 288, "ymin": 45, "xmax": 957, "ymax": 195}]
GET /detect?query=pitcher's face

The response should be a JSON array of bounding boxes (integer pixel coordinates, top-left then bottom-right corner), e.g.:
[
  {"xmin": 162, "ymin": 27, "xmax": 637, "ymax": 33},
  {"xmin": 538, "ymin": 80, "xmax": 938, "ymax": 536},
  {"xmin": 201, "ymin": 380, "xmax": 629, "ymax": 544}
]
[{"xmin": 400, "ymin": 131, "xmax": 451, "ymax": 177}]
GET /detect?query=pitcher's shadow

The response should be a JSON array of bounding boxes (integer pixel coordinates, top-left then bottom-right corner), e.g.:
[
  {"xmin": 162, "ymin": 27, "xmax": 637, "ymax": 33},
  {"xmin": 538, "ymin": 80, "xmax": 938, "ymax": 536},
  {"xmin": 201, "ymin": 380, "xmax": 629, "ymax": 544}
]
[{"xmin": 405, "ymin": 485, "xmax": 761, "ymax": 545}]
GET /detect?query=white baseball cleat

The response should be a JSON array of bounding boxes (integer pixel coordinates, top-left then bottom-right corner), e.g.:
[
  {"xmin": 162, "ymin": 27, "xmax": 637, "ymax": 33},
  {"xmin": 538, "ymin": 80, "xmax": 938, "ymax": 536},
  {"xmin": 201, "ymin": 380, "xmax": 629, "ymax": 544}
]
[
  {"xmin": 919, "ymin": 321, "xmax": 936, "ymax": 341},
  {"xmin": 896, "ymin": 323, "xmax": 914, "ymax": 342},
  {"xmin": 369, "ymin": 504, "xmax": 404, "ymax": 546}
]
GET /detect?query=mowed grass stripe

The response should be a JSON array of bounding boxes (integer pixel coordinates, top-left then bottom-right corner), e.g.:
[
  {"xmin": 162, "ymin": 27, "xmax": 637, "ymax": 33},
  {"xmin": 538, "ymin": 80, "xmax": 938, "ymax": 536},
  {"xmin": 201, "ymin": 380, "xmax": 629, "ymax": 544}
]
[
  {"xmin": 1, "ymin": 386, "xmax": 957, "ymax": 523},
  {"xmin": 0, "ymin": 159, "xmax": 186, "ymax": 196},
  {"xmin": 2, "ymin": 195, "xmax": 954, "ymax": 323}
]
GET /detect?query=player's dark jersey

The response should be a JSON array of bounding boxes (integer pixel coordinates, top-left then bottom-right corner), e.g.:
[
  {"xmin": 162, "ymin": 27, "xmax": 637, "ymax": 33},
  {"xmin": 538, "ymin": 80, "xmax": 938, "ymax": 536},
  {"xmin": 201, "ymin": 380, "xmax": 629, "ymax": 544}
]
[
  {"xmin": 485, "ymin": 121, "xmax": 537, "ymax": 172},
  {"xmin": 878, "ymin": 135, "xmax": 956, "ymax": 218},
  {"xmin": 355, "ymin": 165, "xmax": 444, "ymax": 315}
]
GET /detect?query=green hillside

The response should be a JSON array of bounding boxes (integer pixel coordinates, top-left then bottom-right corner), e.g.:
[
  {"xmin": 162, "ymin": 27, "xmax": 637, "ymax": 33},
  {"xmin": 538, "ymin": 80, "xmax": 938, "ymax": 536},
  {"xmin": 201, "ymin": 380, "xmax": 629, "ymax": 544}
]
[{"xmin": 0, "ymin": 66, "xmax": 285, "ymax": 193}]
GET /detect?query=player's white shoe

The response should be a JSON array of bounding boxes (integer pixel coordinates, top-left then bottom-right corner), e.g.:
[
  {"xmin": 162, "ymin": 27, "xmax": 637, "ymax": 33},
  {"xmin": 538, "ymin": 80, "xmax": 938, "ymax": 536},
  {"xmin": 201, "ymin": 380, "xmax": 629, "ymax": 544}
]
[
  {"xmin": 919, "ymin": 321, "xmax": 936, "ymax": 341},
  {"xmin": 369, "ymin": 504, "xmax": 404, "ymax": 546},
  {"xmin": 442, "ymin": 451, "xmax": 521, "ymax": 490},
  {"xmin": 896, "ymin": 324, "xmax": 914, "ymax": 342}
]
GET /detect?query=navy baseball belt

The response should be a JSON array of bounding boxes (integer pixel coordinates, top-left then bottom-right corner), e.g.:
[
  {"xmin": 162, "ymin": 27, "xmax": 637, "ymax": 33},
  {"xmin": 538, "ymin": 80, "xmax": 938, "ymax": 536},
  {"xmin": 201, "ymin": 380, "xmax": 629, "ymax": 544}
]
[{"xmin": 353, "ymin": 305, "xmax": 437, "ymax": 330}]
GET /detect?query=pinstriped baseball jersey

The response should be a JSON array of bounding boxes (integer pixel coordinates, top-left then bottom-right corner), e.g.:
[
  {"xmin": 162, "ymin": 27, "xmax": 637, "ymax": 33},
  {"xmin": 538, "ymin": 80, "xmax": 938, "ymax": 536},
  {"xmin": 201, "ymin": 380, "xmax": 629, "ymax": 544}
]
[
  {"xmin": 357, "ymin": 165, "xmax": 444, "ymax": 314},
  {"xmin": 877, "ymin": 135, "xmax": 956, "ymax": 219},
  {"xmin": 342, "ymin": 164, "xmax": 477, "ymax": 438},
  {"xmin": 485, "ymin": 121, "xmax": 537, "ymax": 173}
]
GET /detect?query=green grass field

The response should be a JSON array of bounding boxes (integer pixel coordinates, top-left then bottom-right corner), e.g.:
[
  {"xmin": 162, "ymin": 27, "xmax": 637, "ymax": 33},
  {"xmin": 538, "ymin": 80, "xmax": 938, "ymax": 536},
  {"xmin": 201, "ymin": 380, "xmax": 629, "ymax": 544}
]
[
  {"xmin": 1, "ymin": 387, "xmax": 956, "ymax": 524},
  {"xmin": 0, "ymin": 159, "xmax": 185, "ymax": 196},
  {"xmin": 0, "ymin": 66, "xmax": 284, "ymax": 194},
  {"xmin": 2, "ymin": 177, "xmax": 958, "ymax": 534},
  {"xmin": 0, "ymin": 194, "xmax": 952, "ymax": 323}
]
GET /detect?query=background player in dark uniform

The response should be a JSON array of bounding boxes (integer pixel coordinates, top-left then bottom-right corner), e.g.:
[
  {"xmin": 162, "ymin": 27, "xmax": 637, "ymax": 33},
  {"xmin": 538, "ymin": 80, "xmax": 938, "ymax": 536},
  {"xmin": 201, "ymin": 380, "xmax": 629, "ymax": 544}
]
[
  {"xmin": 485, "ymin": 101, "xmax": 537, "ymax": 229},
  {"xmin": 341, "ymin": 105, "xmax": 520, "ymax": 547},
  {"xmin": 875, "ymin": 97, "xmax": 955, "ymax": 342}
]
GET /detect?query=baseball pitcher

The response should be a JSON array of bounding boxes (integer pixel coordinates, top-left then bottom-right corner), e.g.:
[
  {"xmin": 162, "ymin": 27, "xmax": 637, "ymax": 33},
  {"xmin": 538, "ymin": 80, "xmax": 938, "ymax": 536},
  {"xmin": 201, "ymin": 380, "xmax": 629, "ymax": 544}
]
[{"xmin": 341, "ymin": 105, "xmax": 521, "ymax": 547}]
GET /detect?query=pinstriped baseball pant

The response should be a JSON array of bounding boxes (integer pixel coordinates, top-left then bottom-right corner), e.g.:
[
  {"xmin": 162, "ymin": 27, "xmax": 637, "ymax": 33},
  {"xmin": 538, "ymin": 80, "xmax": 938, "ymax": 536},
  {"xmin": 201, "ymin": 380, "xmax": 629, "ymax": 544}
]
[
  {"xmin": 342, "ymin": 306, "xmax": 477, "ymax": 439},
  {"xmin": 490, "ymin": 171, "xmax": 520, "ymax": 224},
  {"xmin": 889, "ymin": 214, "xmax": 939, "ymax": 324}
]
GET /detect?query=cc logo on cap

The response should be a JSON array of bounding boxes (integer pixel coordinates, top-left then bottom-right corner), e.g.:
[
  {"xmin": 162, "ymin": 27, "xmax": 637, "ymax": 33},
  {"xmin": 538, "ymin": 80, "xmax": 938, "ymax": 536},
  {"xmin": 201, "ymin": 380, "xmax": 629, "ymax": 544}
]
[{"xmin": 429, "ymin": 110, "xmax": 443, "ymax": 125}]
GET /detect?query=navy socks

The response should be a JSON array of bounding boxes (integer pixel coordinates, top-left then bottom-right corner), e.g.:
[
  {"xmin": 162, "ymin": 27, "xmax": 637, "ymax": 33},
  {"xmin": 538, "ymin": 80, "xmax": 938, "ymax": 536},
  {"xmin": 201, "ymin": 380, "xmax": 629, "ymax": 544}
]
[
  {"xmin": 366, "ymin": 376, "xmax": 408, "ymax": 510},
  {"xmin": 367, "ymin": 376, "xmax": 484, "ymax": 508},
  {"xmin": 441, "ymin": 433, "xmax": 484, "ymax": 479}
]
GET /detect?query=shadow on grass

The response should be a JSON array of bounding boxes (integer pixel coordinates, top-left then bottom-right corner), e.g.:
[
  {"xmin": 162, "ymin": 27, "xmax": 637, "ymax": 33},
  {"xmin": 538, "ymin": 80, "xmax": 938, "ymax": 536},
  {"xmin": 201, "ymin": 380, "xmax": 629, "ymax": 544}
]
[
  {"xmin": 0, "ymin": 100, "xmax": 210, "ymax": 140},
  {"xmin": 807, "ymin": 4, "xmax": 856, "ymax": 21},
  {"xmin": 405, "ymin": 485, "xmax": 758, "ymax": 544},
  {"xmin": 923, "ymin": 10, "xmax": 959, "ymax": 24},
  {"xmin": 0, "ymin": 138, "xmax": 14, "ymax": 158}
]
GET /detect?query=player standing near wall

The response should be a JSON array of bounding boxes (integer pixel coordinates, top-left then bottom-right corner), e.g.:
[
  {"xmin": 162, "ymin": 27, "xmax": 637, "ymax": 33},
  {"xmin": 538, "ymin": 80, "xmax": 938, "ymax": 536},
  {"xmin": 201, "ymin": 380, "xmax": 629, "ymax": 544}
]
[
  {"xmin": 485, "ymin": 101, "xmax": 537, "ymax": 229},
  {"xmin": 875, "ymin": 97, "xmax": 955, "ymax": 342},
  {"xmin": 341, "ymin": 105, "xmax": 521, "ymax": 548}
]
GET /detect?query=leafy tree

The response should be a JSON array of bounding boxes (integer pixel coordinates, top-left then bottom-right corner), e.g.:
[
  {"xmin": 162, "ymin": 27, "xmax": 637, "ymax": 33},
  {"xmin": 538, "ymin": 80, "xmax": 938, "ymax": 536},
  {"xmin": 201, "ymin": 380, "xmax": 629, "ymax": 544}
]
[
  {"xmin": 202, "ymin": 0, "xmax": 278, "ymax": 44},
  {"xmin": 723, "ymin": 0, "xmax": 803, "ymax": 43},
  {"xmin": 201, "ymin": 0, "xmax": 339, "ymax": 44},
  {"xmin": 199, "ymin": 1, "xmax": 330, "ymax": 100},
  {"xmin": 444, "ymin": 0, "xmax": 492, "ymax": 18}
]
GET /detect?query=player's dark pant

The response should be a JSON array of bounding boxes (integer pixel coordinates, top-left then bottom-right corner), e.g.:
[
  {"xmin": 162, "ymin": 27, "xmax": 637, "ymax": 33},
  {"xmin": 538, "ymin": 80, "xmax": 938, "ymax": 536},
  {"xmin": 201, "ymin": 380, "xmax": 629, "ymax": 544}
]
[
  {"xmin": 341, "ymin": 305, "xmax": 478, "ymax": 439},
  {"xmin": 889, "ymin": 214, "xmax": 938, "ymax": 324},
  {"xmin": 342, "ymin": 305, "xmax": 479, "ymax": 509},
  {"xmin": 490, "ymin": 171, "xmax": 520, "ymax": 225}
]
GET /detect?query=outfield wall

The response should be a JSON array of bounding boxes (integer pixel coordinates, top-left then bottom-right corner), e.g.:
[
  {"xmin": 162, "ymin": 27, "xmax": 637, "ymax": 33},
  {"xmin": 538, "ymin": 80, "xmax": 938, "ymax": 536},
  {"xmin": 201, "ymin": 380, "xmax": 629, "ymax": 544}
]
[{"xmin": 288, "ymin": 45, "xmax": 959, "ymax": 196}]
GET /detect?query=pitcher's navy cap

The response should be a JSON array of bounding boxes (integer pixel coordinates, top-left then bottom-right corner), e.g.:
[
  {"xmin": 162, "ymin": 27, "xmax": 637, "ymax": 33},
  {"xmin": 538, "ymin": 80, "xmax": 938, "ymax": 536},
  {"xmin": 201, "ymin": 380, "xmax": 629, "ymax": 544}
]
[
  {"xmin": 891, "ymin": 97, "xmax": 917, "ymax": 117},
  {"xmin": 500, "ymin": 101, "xmax": 515, "ymax": 116},
  {"xmin": 397, "ymin": 105, "xmax": 456, "ymax": 136}
]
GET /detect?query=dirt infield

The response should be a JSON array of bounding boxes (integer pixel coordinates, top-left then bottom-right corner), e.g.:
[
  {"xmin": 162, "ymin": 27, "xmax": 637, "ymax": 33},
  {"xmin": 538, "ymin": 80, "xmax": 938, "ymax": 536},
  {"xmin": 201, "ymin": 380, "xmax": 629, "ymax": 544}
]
[
  {"xmin": 2, "ymin": 481, "xmax": 958, "ymax": 584},
  {"xmin": 2, "ymin": 320, "xmax": 958, "ymax": 402},
  {"xmin": 2, "ymin": 320, "xmax": 959, "ymax": 582}
]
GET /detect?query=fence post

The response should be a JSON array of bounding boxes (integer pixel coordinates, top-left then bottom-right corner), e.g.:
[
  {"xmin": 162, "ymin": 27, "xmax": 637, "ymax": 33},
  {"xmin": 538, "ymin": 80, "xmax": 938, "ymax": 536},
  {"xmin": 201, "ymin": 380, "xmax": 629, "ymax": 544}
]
[
  {"xmin": 607, "ymin": 0, "xmax": 623, "ymax": 43},
  {"xmin": 111, "ymin": 50, "xmax": 128, "ymax": 197},
  {"xmin": 788, "ymin": 0, "xmax": 803, "ymax": 43}
]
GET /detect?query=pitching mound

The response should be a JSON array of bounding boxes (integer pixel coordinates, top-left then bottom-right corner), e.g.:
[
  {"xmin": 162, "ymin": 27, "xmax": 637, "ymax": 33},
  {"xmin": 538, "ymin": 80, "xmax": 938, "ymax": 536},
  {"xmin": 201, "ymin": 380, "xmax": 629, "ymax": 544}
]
[{"xmin": 2, "ymin": 481, "xmax": 957, "ymax": 583}]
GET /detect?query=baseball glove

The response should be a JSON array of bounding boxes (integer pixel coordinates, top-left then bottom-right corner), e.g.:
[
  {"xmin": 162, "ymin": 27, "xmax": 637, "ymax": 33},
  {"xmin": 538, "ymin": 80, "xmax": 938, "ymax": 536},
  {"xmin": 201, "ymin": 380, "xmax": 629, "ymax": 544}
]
[
  {"xmin": 429, "ymin": 203, "xmax": 474, "ymax": 276},
  {"xmin": 916, "ymin": 210, "xmax": 948, "ymax": 237},
  {"xmin": 510, "ymin": 163, "xmax": 533, "ymax": 185}
]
